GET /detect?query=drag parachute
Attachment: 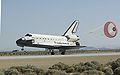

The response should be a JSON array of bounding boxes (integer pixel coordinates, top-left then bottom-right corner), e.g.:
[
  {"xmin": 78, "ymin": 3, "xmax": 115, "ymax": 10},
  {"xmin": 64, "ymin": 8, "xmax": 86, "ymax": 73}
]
[{"xmin": 104, "ymin": 21, "xmax": 118, "ymax": 38}]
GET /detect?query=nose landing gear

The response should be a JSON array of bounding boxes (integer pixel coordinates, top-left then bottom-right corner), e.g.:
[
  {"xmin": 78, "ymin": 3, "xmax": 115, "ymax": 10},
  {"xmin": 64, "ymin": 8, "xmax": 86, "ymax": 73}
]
[
  {"xmin": 61, "ymin": 51, "xmax": 65, "ymax": 55},
  {"xmin": 21, "ymin": 47, "xmax": 24, "ymax": 51},
  {"xmin": 76, "ymin": 42, "xmax": 80, "ymax": 46}
]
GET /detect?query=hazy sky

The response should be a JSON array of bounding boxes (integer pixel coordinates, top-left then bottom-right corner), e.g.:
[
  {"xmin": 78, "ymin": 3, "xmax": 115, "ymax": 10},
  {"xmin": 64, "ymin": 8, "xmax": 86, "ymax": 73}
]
[
  {"xmin": 0, "ymin": 0, "xmax": 120, "ymax": 51},
  {"xmin": 0, "ymin": 0, "xmax": 1, "ymax": 34}
]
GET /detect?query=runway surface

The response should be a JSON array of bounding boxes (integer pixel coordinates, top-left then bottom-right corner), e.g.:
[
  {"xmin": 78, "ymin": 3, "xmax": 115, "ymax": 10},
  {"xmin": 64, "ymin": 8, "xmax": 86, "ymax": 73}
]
[{"xmin": 0, "ymin": 52, "xmax": 120, "ymax": 60}]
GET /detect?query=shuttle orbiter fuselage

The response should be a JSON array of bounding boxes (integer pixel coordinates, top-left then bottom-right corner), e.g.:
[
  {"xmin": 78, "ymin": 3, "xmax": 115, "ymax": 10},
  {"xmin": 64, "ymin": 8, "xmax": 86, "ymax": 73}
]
[{"xmin": 16, "ymin": 20, "xmax": 85, "ymax": 55}]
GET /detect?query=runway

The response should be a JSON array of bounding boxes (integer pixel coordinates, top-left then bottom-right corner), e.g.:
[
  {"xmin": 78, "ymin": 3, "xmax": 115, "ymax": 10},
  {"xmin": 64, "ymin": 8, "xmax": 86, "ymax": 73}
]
[
  {"xmin": 0, "ymin": 52, "xmax": 120, "ymax": 60},
  {"xmin": 0, "ymin": 52, "xmax": 120, "ymax": 69}
]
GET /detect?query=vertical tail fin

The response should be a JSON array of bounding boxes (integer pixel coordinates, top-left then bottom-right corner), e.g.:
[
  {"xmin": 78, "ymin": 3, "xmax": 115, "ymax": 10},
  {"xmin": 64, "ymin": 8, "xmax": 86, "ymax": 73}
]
[{"xmin": 63, "ymin": 20, "xmax": 79, "ymax": 36}]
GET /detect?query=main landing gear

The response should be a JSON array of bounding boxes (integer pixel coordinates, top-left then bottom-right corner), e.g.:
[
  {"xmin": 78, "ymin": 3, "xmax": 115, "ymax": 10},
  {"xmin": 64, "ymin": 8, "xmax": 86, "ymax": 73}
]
[
  {"xmin": 21, "ymin": 47, "xmax": 24, "ymax": 51},
  {"xmin": 61, "ymin": 51, "xmax": 65, "ymax": 55},
  {"xmin": 47, "ymin": 49, "xmax": 66, "ymax": 55},
  {"xmin": 60, "ymin": 49, "xmax": 66, "ymax": 55},
  {"xmin": 50, "ymin": 50, "xmax": 55, "ymax": 55},
  {"xmin": 45, "ymin": 49, "xmax": 55, "ymax": 55}
]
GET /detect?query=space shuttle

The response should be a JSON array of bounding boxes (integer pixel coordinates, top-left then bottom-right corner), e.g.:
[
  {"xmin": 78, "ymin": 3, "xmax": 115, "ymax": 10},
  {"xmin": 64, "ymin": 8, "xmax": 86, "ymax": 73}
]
[{"xmin": 16, "ymin": 20, "xmax": 86, "ymax": 55}]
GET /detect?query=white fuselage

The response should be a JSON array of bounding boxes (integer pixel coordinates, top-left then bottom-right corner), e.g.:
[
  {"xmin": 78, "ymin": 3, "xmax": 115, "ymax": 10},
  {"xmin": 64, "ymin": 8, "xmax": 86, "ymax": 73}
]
[
  {"xmin": 24, "ymin": 33, "xmax": 77, "ymax": 47},
  {"xmin": 16, "ymin": 20, "xmax": 85, "ymax": 55}
]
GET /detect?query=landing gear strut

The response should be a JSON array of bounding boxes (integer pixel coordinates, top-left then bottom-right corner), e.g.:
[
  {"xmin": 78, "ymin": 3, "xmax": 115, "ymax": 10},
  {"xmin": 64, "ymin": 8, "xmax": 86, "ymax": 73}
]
[
  {"xmin": 47, "ymin": 49, "xmax": 55, "ymax": 55},
  {"xmin": 60, "ymin": 49, "xmax": 66, "ymax": 55},
  {"xmin": 46, "ymin": 49, "xmax": 66, "ymax": 55},
  {"xmin": 50, "ymin": 50, "xmax": 55, "ymax": 55},
  {"xmin": 51, "ymin": 52, "xmax": 55, "ymax": 55},
  {"xmin": 61, "ymin": 51, "xmax": 65, "ymax": 55}
]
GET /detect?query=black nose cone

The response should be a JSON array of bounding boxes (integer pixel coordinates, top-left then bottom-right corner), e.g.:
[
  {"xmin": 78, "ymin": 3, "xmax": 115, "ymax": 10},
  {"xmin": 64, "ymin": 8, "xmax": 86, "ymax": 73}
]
[
  {"xmin": 16, "ymin": 38, "xmax": 25, "ymax": 47},
  {"xmin": 16, "ymin": 38, "xmax": 22, "ymax": 44}
]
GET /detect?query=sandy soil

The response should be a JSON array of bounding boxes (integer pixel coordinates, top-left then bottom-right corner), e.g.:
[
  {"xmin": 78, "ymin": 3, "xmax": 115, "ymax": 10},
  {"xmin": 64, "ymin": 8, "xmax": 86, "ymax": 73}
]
[{"xmin": 0, "ymin": 55, "xmax": 120, "ymax": 70}]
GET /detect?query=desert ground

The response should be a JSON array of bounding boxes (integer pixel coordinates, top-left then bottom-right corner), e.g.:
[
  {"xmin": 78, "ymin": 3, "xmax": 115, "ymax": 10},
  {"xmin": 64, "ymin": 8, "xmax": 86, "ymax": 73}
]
[{"xmin": 0, "ymin": 54, "xmax": 120, "ymax": 70}]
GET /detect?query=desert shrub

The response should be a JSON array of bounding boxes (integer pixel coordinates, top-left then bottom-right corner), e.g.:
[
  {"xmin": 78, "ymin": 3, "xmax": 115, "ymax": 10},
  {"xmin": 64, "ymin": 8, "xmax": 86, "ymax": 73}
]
[
  {"xmin": 110, "ymin": 61, "xmax": 120, "ymax": 70},
  {"xmin": 22, "ymin": 68, "xmax": 35, "ymax": 75},
  {"xmin": 14, "ymin": 66, "xmax": 27, "ymax": 74},
  {"xmin": 9, "ymin": 66, "xmax": 28, "ymax": 73},
  {"xmin": 66, "ymin": 66, "xmax": 75, "ymax": 73},
  {"xmin": 91, "ymin": 61, "xmax": 100, "ymax": 66},
  {"xmin": 97, "ymin": 64, "xmax": 105, "ymax": 71},
  {"xmin": 5, "ymin": 65, "xmax": 45, "ymax": 75},
  {"xmin": 49, "ymin": 62, "xmax": 69, "ymax": 71},
  {"xmin": 70, "ymin": 61, "xmax": 99, "ymax": 73},
  {"xmin": 116, "ymin": 58, "xmax": 120, "ymax": 62},
  {"xmin": 74, "ymin": 65, "xmax": 84, "ymax": 73},
  {"xmin": 82, "ymin": 66, "xmax": 93, "ymax": 72},
  {"xmin": 4, "ymin": 69, "xmax": 19, "ymax": 75},
  {"xmin": 73, "ymin": 63, "xmax": 87, "ymax": 73},
  {"xmin": 45, "ymin": 69, "xmax": 67, "ymax": 75},
  {"xmin": 84, "ymin": 62, "xmax": 97, "ymax": 70},
  {"xmin": 32, "ymin": 67, "xmax": 45, "ymax": 75},
  {"xmin": 69, "ymin": 72, "xmax": 81, "ymax": 75},
  {"xmin": 22, "ymin": 65, "xmax": 44, "ymax": 75},
  {"xmin": 109, "ymin": 58, "xmax": 120, "ymax": 70},
  {"xmin": 9, "ymin": 66, "xmax": 22, "ymax": 73},
  {"xmin": 3, "ymin": 58, "xmax": 120, "ymax": 75},
  {"xmin": 103, "ymin": 67, "xmax": 113, "ymax": 75},
  {"xmin": 75, "ymin": 65, "xmax": 95, "ymax": 72},
  {"xmin": 75, "ymin": 62, "xmax": 84, "ymax": 66},
  {"xmin": 0, "ymin": 71, "xmax": 5, "ymax": 75},
  {"xmin": 24, "ymin": 70, "xmax": 37, "ymax": 75},
  {"xmin": 114, "ymin": 67, "xmax": 120, "ymax": 75},
  {"xmin": 81, "ymin": 70, "xmax": 104, "ymax": 75}
]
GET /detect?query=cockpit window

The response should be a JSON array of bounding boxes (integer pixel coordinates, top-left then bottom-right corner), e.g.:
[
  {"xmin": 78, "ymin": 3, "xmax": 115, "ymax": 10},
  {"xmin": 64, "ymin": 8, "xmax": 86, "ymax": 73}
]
[{"xmin": 25, "ymin": 34, "xmax": 32, "ymax": 37}]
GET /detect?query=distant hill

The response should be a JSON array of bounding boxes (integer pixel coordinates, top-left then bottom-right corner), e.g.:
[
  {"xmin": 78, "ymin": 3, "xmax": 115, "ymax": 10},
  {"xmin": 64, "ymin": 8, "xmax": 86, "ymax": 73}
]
[{"xmin": 80, "ymin": 46, "xmax": 120, "ymax": 50}]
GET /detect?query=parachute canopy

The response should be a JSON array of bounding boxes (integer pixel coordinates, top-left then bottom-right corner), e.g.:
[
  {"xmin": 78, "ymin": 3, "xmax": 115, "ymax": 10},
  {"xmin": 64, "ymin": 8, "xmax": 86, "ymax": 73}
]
[{"xmin": 104, "ymin": 21, "xmax": 118, "ymax": 38}]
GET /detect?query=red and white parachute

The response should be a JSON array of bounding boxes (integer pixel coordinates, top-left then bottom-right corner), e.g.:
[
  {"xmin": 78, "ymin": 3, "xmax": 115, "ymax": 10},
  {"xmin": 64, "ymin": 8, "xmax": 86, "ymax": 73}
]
[{"xmin": 104, "ymin": 21, "xmax": 118, "ymax": 38}]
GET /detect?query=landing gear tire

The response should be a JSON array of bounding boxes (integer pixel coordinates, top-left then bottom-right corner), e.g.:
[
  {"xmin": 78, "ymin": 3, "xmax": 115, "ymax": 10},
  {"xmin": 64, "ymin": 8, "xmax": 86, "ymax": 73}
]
[
  {"xmin": 21, "ymin": 47, "xmax": 24, "ymax": 51},
  {"xmin": 61, "ymin": 52, "xmax": 65, "ymax": 55},
  {"xmin": 76, "ymin": 42, "xmax": 80, "ymax": 46},
  {"xmin": 51, "ymin": 52, "xmax": 55, "ymax": 55}
]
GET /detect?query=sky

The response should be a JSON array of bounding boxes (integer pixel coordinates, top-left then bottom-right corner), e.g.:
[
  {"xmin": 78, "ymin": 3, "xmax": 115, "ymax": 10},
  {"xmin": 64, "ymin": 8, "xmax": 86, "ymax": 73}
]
[
  {"xmin": 0, "ymin": 0, "xmax": 120, "ymax": 51},
  {"xmin": 0, "ymin": 0, "xmax": 1, "ymax": 34}
]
